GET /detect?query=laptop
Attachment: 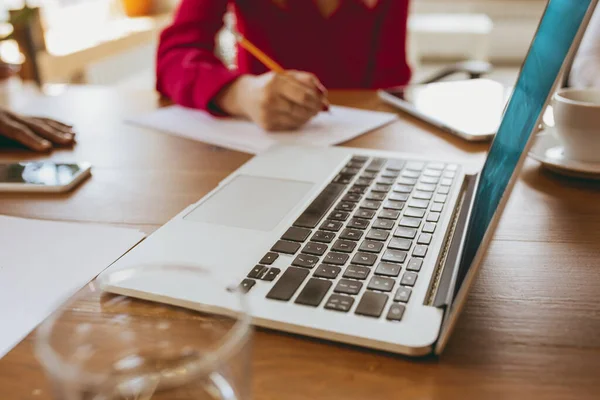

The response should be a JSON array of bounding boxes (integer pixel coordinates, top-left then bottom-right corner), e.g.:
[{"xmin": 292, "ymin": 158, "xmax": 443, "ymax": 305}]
[{"xmin": 102, "ymin": 0, "xmax": 597, "ymax": 356}]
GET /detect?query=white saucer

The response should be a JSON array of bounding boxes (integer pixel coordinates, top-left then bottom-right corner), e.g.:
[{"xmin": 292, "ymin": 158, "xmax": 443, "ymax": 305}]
[{"xmin": 528, "ymin": 128, "xmax": 600, "ymax": 179}]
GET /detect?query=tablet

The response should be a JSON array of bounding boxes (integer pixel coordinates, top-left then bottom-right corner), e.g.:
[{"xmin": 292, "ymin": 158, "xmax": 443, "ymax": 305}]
[{"xmin": 378, "ymin": 79, "xmax": 512, "ymax": 142}]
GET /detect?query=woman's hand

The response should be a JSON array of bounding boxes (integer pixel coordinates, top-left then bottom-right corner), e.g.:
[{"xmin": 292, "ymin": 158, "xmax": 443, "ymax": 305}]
[
  {"xmin": 215, "ymin": 71, "xmax": 329, "ymax": 131},
  {"xmin": 0, "ymin": 110, "xmax": 75, "ymax": 151}
]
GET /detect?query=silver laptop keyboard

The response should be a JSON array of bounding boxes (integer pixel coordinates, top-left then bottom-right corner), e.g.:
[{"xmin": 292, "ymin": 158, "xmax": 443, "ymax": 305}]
[{"xmin": 240, "ymin": 156, "xmax": 457, "ymax": 321}]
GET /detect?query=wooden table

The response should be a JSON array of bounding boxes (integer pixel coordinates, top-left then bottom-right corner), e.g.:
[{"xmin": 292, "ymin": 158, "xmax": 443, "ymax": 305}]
[{"xmin": 0, "ymin": 86, "xmax": 599, "ymax": 399}]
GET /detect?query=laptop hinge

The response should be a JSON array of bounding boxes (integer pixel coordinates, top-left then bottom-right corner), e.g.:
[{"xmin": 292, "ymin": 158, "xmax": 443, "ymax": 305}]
[{"xmin": 426, "ymin": 173, "xmax": 478, "ymax": 309}]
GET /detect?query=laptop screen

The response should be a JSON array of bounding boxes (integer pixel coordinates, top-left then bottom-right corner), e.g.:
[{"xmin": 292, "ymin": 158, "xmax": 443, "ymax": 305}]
[{"xmin": 456, "ymin": 0, "xmax": 594, "ymax": 293}]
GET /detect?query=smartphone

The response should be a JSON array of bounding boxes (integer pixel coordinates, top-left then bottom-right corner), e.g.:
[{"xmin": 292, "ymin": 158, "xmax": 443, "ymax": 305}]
[
  {"xmin": 0, "ymin": 161, "xmax": 91, "ymax": 193},
  {"xmin": 378, "ymin": 79, "xmax": 512, "ymax": 142}
]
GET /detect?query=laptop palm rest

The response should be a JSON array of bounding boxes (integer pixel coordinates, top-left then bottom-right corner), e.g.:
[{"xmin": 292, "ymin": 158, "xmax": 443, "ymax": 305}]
[{"xmin": 184, "ymin": 175, "xmax": 314, "ymax": 231}]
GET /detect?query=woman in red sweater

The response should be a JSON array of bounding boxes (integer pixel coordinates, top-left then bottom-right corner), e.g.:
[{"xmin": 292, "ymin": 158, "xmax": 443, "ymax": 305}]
[{"xmin": 157, "ymin": 0, "xmax": 411, "ymax": 130}]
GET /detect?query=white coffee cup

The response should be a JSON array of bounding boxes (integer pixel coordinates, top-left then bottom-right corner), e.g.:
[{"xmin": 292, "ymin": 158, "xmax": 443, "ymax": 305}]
[{"xmin": 552, "ymin": 88, "xmax": 600, "ymax": 163}]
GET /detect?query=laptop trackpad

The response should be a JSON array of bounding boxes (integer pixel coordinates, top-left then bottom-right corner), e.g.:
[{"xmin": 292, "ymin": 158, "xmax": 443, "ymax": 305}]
[{"xmin": 184, "ymin": 175, "xmax": 314, "ymax": 231}]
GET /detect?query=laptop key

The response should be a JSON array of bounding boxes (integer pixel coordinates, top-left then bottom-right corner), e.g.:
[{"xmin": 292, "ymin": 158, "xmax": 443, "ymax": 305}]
[
  {"xmin": 325, "ymin": 294, "xmax": 355, "ymax": 312},
  {"xmin": 240, "ymin": 279, "xmax": 256, "ymax": 293},
  {"xmin": 427, "ymin": 212, "xmax": 440, "ymax": 223},
  {"xmin": 260, "ymin": 252, "xmax": 279, "ymax": 265},
  {"xmin": 351, "ymin": 252, "xmax": 378, "ymax": 266},
  {"xmin": 332, "ymin": 239, "xmax": 357, "ymax": 253},
  {"xmin": 295, "ymin": 278, "xmax": 332, "ymax": 307},
  {"xmin": 342, "ymin": 167, "xmax": 361, "ymax": 175},
  {"xmin": 374, "ymin": 262, "xmax": 402, "ymax": 277},
  {"xmin": 416, "ymin": 183, "xmax": 437, "ymax": 192},
  {"xmin": 366, "ymin": 229, "xmax": 390, "ymax": 241},
  {"xmin": 324, "ymin": 252, "xmax": 350, "ymax": 266},
  {"xmin": 437, "ymin": 186, "xmax": 450, "ymax": 195},
  {"xmin": 423, "ymin": 222, "xmax": 436, "ymax": 233},
  {"xmin": 399, "ymin": 217, "xmax": 421, "ymax": 229},
  {"xmin": 417, "ymin": 233, "xmax": 432, "ymax": 245},
  {"xmin": 388, "ymin": 238, "xmax": 412, "ymax": 251},
  {"xmin": 424, "ymin": 169, "xmax": 442, "ymax": 177},
  {"xmin": 366, "ymin": 191, "xmax": 386, "ymax": 201},
  {"xmin": 372, "ymin": 184, "xmax": 391, "ymax": 193},
  {"xmin": 389, "ymin": 192, "xmax": 409, "ymax": 202},
  {"xmin": 394, "ymin": 287, "xmax": 412, "ymax": 302},
  {"xmin": 377, "ymin": 177, "xmax": 395, "ymax": 185},
  {"xmin": 320, "ymin": 220, "xmax": 343, "ymax": 232},
  {"xmin": 406, "ymin": 161, "xmax": 425, "ymax": 171},
  {"xmin": 394, "ymin": 226, "xmax": 417, "ymax": 239},
  {"xmin": 434, "ymin": 194, "xmax": 448, "ymax": 203},
  {"xmin": 431, "ymin": 202, "xmax": 444, "ymax": 212},
  {"xmin": 312, "ymin": 230, "xmax": 335, "ymax": 243},
  {"xmin": 368, "ymin": 276, "xmax": 395, "ymax": 292},
  {"xmin": 446, "ymin": 164, "xmax": 458, "ymax": 171},
  {"xmin": 361, "ymin": 171, "xmax": 377, "ymax": 179},
  {"xmin": 248, "ymin": 265, "xmax": 268, "ymax": 279},
  {"xmin": 351, "ymin": 155, "xmax": 369, "ymax": 163},
  {"xmin": 348, "ymin": 185, "xmax": 366, "ymax": 194},
  {"xmin": 342, "ymin": 193, "xmax": 362, "ymax": 203},
  {"xmin": 382, "ymin": 249, "xmax": 407, "ymax": 264},
  {"xmin": 336, "ymin": 202, "xmax": 356, "ymax": 212},
  {"xmin": 343, "ymin": 265, "xmax": 371, "ymax": 280},
  {"xmin": 294, "ymin": 183, "xmax": 346, "ymax": 229},
  {"xmin": 302, "ymin": 242, "xmax": 328, "ymax": 256},
  {"xmin": 361, "ymin": 200, "xmax": 381, "ymax": 210},
  {"xmin": 401, "ymin": 271, "xmax": 418, "ymax": 287},
  {"xmin": 347, "ymin": 218, "xmax": 370, "ymax": 230},
  {"xmin": 355, "ymin": 209, "xmax": 376, "ymax": 219},
  {"xmin": 292, "ymin": 254, "xmax": 319, "ymax": 268},
  {"xmin": 408, "ymin": 199, "xmax": 429, "ymax": 209},
  {"xmin": 366, "ymin": 158, "xmax": 386, "ymax": 172},
  {"xmin": 387, "ymin": 304, "xmax": 406, "ymax": 321},
  {"xmin": 428, "ymin": 162, "xmax": 445, "ymax": 170},
  {"xmin": 398, "ymin": 177, "xmax": 417, "ymax": 185},
  {"xmin": 386, "ymin": 159, "xmax": 405, "ymax": 171},
  {"xmin": 262, "ymin": 268, "xmax": 281, "ymax": 281},
  {"xmin": 379, "ymin": 209, "xmax": 400, "ymax": 220},
  {"xmin": 413, "ymin": 191, "xmax": 433, "ymax": 200},
  {"xmin": 407, "ymin": 258, "xmax": 423, "ymax": 272},
  {"xmin": 372, "ymin": 219, "xmax": 395, "ymax": 230},
  {"xmin": 355, "ymin": 292, "xmax": 388, "ymax": 318},
  {"xmin": 355, "ymin": 178, "xmax": 373, "ymax": 187},
  {"xmin": 441, "ymin": 178, "xmax": 453, "ymax": 186},
  {"xmin": 393, "ymin": 184, "xmax": 413, "ymax": 193},
  {"xmin": 271, "ymin": 240, "xmax": 301, "ymax": 255},
  {"xmin": 383, "ymin": 200, "xmax": 404, "ymax": 211},
  {"xmin": 340, "ymin": 228, "xmax": 363, "ymax": 241},
  {"xmin": 334, "ymin": 279, "xmax": 363, "ymax": 295},
  {"xmin": 359, "ymin": 240, "xmax": 384, "ymax": 253},
  {"xmin": 329, "ymin": 210, "xmax": 350, "ymax": 221},
  {"xmin": 413, "ymin": 245, "xmax": 428, "ymax": 258},
  {"xmin": 282, "ymin": 227, "xmax": 311, "ymax": 242},
  {"xmin": 404, "ymin": 207, "xmax": 426, "ymax": 218},
  {"xmin": 334, "ymin": 174, "xmax": 354, "ymax": 184},
  {"xmin": 266, "ymin": 267, "xmax": 309, "ymax": 301},
  {"xmin": 420, "ymin": 176, "xmax": 439, "ymax": 184},
  {"xmin": 401, "ymin": 169, "xmax": 421, "ymax": 178},
  {"xmin": 314, "ymin": 265, "xmax": 342, "ymax": 279},
  {"xmin": 381, "ymin": 169, "xmax": 400, "ymax": 178}
]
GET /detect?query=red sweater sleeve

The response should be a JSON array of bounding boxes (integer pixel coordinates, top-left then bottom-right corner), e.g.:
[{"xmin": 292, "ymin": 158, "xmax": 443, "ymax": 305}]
[{"xmin": 156, "ymin": 0, "xmax": 241, "ymax": 113}]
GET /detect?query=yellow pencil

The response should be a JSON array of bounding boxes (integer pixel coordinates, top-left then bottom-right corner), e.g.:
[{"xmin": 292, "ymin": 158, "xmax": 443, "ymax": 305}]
[{"xmin": 233, "ymin": 31, "xmax": 284, "ymax": 73}]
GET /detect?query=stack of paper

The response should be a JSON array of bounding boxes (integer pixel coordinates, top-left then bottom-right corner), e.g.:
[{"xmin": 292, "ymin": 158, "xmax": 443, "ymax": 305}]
[
  {"xmin": 0, "ymin": 216, "xmax": 145, "ymax": 358},
  {"xmin": 127, "ymin": 105, "xmax": 398, "ymax": 154}
]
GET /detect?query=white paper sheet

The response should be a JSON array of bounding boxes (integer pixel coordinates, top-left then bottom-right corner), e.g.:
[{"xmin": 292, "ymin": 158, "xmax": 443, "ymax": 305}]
[
  {"xmin": 127, "ymin": 105, "xmax": 398, "ymax": 154},
  {"xmin": 0, "ymin": 215, "xmax": 145, "ymax": 359}
]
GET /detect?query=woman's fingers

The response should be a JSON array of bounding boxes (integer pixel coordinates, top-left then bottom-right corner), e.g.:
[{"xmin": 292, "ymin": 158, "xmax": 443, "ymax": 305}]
[
  {"xmin": 0, "ymin": 114, "xmax": 52, "ymax": 151},
  {"xmin": 13, "ymin": 115, "xmax": 75, "ymax": 145}
]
